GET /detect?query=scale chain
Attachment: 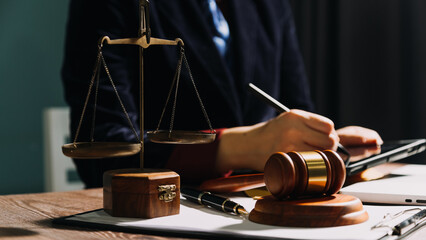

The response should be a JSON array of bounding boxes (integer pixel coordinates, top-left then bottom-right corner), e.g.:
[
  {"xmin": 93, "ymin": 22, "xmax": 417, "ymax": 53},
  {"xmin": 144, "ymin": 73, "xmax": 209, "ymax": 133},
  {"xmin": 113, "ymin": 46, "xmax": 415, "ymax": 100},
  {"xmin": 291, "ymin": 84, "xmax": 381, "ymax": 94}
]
[
  {"xmin": 73, "ymin": 49, "xmax": 102, "ymax": 144},
  {"xmin": 168, "ymin": 48, "xmax": 183, "ymax": 136},
  {"xmin": 72, "ymin": 46, "xmax": 141, "ymax": 144},
  {"xmin": 155, "ymin": 46, "xmax": 183, "ymax": 133},
  {"xmin": 155, "ymin": 46, "xmax": 215, "ymax": 135},
  {"xmin": 182, "ymin": 49, "xmax": 215, "ymax": 133},
  {"xmin": 100, "ymin": 53, "xmax": 140, "ymax": 142},
  {"xmin": 90, "ymin": 61, "xmax": 101, "ymax": 142}
]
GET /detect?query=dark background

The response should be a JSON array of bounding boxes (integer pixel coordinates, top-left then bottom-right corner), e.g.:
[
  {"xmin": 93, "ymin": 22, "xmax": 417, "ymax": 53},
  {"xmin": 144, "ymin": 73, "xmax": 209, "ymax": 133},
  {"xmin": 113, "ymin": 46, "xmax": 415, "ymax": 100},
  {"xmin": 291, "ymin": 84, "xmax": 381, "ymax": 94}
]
[{"xmin": 290, "ymin": 0, "xmax": 426, "ymax": 163}]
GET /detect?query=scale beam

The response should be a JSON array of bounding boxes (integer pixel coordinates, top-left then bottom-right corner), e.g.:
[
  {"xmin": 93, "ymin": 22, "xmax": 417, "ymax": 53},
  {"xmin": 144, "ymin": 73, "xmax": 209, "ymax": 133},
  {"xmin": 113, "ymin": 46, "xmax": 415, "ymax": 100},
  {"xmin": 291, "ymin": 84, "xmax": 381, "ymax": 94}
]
[{"xmin": 99, "ymin": 36, "xmax": 184, "ymax": 49}]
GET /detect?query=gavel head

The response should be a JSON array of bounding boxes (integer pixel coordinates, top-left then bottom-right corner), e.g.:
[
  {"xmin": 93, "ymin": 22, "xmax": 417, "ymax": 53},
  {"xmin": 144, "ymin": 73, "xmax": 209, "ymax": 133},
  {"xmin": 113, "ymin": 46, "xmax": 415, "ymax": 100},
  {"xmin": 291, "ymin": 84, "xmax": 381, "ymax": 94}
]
[{"xmin": 264, "ymin": 150, "xmax": 346, "ymax": 199}]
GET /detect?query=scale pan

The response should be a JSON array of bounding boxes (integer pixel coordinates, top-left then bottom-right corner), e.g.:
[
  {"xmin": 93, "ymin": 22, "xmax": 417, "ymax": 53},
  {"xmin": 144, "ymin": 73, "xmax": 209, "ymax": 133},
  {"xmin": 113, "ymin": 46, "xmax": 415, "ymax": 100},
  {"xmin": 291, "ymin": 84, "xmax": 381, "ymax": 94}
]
[
  {"xmin": 147, "ymin": 130, "xmax": 216, "ymax": 144},
  {"xmin": 62, "ymin": 142, "xmax": 141, "ymax": 159}
]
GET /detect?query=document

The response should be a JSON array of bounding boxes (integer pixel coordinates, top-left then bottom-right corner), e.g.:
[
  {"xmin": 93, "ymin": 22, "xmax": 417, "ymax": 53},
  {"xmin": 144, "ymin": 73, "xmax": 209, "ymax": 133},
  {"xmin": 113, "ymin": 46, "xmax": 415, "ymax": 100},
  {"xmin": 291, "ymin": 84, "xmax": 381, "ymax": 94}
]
[{"xmin": 57, "ymin": 195, "xmax": 425, "ymax": 240}]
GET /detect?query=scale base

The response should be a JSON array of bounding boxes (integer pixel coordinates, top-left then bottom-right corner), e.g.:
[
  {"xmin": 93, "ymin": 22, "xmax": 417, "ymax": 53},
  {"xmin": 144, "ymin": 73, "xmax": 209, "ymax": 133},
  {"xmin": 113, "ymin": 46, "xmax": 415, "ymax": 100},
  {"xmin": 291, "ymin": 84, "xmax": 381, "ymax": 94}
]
[
  {"xmin": 249, "ymin": 194, "xmax": 368, "ymax": 227},
  {"xmin": 103, "ymin": 168, "xmax": 180, "ymax": 218}
]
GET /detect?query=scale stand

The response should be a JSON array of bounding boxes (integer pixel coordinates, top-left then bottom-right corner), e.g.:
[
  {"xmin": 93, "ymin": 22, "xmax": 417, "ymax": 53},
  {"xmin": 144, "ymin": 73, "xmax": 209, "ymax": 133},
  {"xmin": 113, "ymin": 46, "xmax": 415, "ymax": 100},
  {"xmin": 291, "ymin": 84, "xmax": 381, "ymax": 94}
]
[{"xmin": 62, "ymin": 0, "xmax": 215, "ymax": 218}]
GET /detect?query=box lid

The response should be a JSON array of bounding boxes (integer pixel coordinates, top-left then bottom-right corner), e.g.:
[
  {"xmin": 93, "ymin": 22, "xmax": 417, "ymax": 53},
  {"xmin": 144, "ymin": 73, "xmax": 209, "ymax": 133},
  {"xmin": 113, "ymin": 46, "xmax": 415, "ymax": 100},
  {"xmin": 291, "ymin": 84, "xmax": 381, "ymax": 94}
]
[{"xmin": 103, "ymin": 168, "xmax": 180, "ymax": 194}]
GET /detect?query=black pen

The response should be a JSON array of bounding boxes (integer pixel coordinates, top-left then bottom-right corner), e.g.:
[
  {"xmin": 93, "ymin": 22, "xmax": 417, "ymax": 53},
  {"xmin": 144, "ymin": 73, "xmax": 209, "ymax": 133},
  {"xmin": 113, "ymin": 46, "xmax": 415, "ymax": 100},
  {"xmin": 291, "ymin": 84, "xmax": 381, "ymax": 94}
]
[
  {"xmin": 247, "ymin": 83, "xmax": 351, "ymax": 160},
  {"xmin": 181, "ymin": 187, "xmax": 249, "ymax": 216}
]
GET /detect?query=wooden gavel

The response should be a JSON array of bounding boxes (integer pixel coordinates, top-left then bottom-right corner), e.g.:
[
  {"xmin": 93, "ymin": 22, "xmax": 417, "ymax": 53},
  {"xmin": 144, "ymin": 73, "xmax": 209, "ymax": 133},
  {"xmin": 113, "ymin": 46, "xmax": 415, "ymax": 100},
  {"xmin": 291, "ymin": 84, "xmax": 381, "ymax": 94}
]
[
  {"xmin": 264, "ymin": 150, "xmax": 346, "ymax": 199},
  {"xmin": 199, "ymin": 150, "xmax": 346, "ymax": 199}
]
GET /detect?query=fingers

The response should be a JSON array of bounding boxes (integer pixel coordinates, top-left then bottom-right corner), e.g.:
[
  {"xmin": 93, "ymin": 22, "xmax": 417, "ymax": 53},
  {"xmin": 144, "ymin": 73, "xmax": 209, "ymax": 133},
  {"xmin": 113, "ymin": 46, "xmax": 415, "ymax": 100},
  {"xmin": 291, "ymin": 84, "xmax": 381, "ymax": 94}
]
[
  {"xmin": 346, "ymin": 145, "xmax": 381, "ymax": 161},
  {"xmin": 278, "ymin": 110, "xmax": 339, "ymax": 151},
  {"xmin": 291, "ymin": 109, "xmax": 335, "ymax": 135},
  {"xmin": 302, "ymin": 129, "xmax": 339, "ymax": 150},
  {"xmin": 337, "ymin": 126, "xmax": 383, "ymax": 147}
]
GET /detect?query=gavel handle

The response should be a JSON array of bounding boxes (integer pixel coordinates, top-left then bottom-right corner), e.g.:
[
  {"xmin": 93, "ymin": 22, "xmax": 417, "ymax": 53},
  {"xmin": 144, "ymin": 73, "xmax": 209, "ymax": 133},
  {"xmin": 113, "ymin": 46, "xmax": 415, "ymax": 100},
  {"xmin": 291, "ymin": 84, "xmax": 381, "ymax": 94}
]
[{"xmin": 199, "ymin": 173, "xmax": 265, "ymax": 193}]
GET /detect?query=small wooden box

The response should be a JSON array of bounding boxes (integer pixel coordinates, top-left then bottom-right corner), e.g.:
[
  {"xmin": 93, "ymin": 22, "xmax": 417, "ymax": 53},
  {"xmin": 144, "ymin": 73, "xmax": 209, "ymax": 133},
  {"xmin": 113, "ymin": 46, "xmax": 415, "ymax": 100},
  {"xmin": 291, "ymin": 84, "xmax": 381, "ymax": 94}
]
[{"xmin": 103, "ymin": 168, "xmax": 180, "ymax": 218}]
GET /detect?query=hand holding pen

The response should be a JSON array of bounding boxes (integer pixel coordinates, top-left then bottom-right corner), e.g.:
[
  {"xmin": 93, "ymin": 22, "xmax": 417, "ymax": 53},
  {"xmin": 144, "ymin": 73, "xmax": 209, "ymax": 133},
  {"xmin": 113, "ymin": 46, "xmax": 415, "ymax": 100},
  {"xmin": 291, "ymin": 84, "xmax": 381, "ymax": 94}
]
[
  {"xmin": 216, "ymin": 84, "xmax": 343, "ymax": 173},
  {"xmin": 247, "ymin": 83, "xmax": 351, "ymax": 162}
]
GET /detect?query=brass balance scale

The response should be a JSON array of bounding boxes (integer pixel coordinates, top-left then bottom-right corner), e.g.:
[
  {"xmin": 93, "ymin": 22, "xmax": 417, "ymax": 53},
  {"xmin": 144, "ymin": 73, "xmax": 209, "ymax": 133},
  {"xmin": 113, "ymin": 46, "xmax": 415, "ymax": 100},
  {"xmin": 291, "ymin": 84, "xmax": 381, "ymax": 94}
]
[{"xmin": 61, "ymin": 0, "xmax": 215, "ymax": 218}]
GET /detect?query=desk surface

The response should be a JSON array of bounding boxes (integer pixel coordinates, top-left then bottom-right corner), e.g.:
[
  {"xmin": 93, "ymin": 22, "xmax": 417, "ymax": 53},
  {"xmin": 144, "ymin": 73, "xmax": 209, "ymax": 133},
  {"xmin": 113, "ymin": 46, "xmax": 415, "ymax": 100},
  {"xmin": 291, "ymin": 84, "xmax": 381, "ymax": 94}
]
[
  {"xmin": 0, "ymin": 188, "xmax": 187, "ymax": 240},
  {"xmin": 1, "ymin": 164, "xmax": 426, "ymax": 240}
]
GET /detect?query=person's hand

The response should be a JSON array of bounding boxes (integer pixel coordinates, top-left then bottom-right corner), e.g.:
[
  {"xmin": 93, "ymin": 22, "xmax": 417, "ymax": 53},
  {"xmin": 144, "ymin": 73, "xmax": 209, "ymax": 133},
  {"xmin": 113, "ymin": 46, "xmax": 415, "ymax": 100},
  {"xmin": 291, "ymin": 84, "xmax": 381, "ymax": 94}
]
[
  {"xmin": 336, "ymin": 126, "xmax": 383, "ymax": 147},
  {"xmin": 216, "ymin": 109, "xmax": 339, "ymax": 173},
  {"xmin": 336, "ymin": 126, "xmax": 383, "ymax": 161}
]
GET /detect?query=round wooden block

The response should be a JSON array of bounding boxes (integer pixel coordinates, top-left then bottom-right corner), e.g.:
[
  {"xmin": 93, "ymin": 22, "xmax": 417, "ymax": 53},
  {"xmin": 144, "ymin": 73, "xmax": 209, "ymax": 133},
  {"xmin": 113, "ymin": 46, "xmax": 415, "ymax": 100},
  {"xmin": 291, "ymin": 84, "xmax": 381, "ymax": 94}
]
[{"xmin": 249, "ymin": 194, "xmax": 368, "ymax": 227}]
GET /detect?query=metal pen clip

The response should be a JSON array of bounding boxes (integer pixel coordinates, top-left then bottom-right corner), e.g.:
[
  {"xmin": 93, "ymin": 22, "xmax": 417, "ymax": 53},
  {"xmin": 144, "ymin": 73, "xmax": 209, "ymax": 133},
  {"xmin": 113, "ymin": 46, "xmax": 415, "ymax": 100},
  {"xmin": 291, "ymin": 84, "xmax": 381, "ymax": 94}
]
[
  {"xmin": 140, "ymin": 0, "xmax": 151, "ymax": 43},
  {"xmin": 372, "ymin": 208, "xmax": 426, "ymax": 237}
]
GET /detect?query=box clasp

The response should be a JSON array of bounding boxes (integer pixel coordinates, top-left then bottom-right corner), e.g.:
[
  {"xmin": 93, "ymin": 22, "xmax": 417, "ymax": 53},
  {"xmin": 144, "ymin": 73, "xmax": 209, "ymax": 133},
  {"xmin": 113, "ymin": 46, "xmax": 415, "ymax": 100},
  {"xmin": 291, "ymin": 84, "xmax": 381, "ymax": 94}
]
[{"xmin": 158, "ymin": 184, "xmax": 177, "ymax": 202}]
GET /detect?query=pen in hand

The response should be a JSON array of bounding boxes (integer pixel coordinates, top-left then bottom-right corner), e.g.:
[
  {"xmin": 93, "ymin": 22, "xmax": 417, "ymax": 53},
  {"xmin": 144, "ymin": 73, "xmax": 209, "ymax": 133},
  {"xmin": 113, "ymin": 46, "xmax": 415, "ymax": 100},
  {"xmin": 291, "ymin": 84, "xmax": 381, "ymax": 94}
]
[
  {"xmin": 247, "ymin": 83, "xmax": 351, "ymax": 161},
  {"xmin": 181, "ymin": 187, "xmax": 249, "ymax": 217}
]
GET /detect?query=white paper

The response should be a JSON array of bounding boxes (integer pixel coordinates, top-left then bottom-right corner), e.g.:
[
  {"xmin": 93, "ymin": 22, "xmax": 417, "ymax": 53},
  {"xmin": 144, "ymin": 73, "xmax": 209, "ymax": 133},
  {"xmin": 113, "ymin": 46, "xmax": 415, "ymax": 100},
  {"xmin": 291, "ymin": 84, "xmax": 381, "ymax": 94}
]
[{"xmin": 67, "ymin": 195, "xmax": 423, "ymax": 240}]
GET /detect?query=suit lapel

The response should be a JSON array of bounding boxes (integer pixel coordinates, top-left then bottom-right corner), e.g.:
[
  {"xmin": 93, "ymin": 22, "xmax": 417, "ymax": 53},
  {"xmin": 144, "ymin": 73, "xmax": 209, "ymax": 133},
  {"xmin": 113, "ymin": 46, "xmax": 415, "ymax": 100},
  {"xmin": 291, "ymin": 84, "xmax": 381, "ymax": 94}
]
[
  {"xmin": 152, "ymin": 0, "xmax": 243, "ymax": 125},
  {"xmin": 228, "ymin": 0, "xmax": 258, "ymax": 116}
]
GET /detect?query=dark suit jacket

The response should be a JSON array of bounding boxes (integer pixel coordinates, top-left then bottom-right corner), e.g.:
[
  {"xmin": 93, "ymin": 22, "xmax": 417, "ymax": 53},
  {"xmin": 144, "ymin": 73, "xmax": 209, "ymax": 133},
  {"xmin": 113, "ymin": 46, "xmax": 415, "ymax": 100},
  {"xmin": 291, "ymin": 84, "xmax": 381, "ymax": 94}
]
[{"xmin": 62, "ymin": 0, "xmax": 314, "ymax": 187}]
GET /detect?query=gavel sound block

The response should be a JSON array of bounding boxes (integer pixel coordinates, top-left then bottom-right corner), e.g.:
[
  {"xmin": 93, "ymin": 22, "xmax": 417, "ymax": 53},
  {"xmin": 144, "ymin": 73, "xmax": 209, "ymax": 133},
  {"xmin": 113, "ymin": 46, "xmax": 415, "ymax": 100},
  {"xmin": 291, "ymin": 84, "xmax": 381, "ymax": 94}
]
[{"xmin": 249, "ymin": 150, "xmax": 368, "ymax": 227}]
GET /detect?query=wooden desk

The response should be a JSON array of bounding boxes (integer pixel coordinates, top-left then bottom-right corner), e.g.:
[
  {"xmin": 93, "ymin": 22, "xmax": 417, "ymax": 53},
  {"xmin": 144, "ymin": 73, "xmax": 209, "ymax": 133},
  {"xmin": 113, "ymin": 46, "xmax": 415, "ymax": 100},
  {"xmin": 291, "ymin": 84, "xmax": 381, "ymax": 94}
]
[
  {"xmin": 0, "ymin": 188, "xmax": 187, "ymax": 239},
  {"xmin": 1, "ymin": 167, "xmax": 426, "ymax": 240}
]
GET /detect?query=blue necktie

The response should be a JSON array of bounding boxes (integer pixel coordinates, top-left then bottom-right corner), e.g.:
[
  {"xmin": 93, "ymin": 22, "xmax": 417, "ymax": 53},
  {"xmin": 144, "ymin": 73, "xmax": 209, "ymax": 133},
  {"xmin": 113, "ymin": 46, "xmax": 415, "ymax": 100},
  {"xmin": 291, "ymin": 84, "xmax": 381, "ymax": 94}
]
[{"xmin": 206, "ymin": 0, "xmax": 230, "ymax": 57}]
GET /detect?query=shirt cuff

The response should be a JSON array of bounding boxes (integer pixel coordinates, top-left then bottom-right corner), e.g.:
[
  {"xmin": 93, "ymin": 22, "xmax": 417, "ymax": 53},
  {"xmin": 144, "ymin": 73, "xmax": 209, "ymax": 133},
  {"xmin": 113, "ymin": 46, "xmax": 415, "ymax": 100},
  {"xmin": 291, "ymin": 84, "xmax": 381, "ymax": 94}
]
[{"xmin": 165, "ymin": 128, "xmax": 231, "ymax": 184}]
